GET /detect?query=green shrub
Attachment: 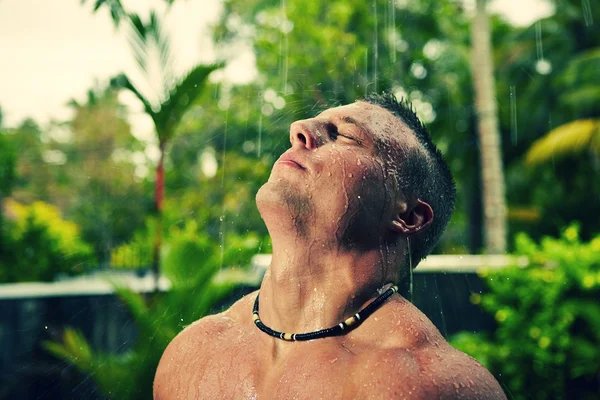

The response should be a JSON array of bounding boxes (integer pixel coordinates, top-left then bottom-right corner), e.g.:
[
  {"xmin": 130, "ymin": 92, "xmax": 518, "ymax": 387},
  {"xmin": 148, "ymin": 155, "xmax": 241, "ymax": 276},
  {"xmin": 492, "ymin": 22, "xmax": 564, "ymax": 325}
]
[
  {"xmin": 0, "ymin": 200, "xmax": 95, "ymax": 282},
  {"xmin": 45, "ymin": 220, "xmax": 261, "ymax": 400},
  {"xmin": 451, "ymin": 225, "xmax": 600, "ymax": 400},
  {"xmin": 110, "ymin": 223, "xmax": 153, "ymax": 268}
]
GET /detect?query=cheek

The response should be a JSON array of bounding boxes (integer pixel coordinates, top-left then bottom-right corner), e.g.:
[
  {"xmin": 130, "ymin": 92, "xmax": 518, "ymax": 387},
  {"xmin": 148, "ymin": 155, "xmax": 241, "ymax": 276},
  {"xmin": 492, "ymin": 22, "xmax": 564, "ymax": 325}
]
[{"xmin": 343, "ymin": 156, "xmax": 390, "ymax": 211}]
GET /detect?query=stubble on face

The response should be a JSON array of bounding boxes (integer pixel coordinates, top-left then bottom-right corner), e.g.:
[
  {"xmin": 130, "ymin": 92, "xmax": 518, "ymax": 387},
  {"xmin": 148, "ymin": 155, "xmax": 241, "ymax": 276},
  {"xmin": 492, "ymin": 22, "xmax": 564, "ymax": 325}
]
[{"xmin": 256, "ymin": 179, "xmax": 312, "ymax": 239}]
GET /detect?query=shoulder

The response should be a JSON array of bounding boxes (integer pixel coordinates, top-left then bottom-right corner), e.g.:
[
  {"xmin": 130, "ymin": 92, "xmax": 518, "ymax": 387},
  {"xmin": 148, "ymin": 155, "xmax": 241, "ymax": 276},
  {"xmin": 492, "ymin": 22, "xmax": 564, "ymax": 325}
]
[
  {"xmin": 153, "ymin": 313, "xmax": 233, "ymax": 399},
  {"xmin": 153, "ymin": 292, "xmax": 256, "ymax": 399},
  {"xmin": 364, "ymin": 298, "xmax": 507, "ymax": 399},
  {"xmin": 380, "ymin": 333, "xmax": 507, "ymax": 399},
  {"xmin": 418, "ymin": 345, "xmax": 507, "ymax": 400}
]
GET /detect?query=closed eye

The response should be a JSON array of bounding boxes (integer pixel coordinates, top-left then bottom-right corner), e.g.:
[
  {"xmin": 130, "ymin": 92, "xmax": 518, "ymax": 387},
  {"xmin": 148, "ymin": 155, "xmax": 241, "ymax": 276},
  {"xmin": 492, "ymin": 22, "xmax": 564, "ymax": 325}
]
[{"xmin": 325, "ymin": 123, "xmax": 360, "ymax": 143}]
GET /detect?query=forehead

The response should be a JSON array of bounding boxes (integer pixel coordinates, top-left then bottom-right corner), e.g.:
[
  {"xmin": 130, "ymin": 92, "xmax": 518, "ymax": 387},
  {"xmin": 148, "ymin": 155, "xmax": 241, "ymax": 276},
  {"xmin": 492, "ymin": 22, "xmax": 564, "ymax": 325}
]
[{"xmin": 317, "ymin": 102, "xmax": 420, "ymax": 148}]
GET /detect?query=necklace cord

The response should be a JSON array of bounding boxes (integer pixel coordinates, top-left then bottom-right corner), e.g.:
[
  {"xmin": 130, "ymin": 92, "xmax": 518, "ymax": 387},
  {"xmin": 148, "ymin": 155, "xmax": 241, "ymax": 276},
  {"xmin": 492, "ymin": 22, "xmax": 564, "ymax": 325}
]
[{"xmin": 252, "ymin": 284, "xmax": 398, "ymax": 341}]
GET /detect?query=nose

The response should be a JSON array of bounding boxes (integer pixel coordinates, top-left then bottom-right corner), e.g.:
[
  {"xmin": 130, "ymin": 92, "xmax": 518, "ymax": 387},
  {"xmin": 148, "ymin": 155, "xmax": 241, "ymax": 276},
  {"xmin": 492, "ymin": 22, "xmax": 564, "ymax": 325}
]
[{"xmin": 290, "ymin": 120, "xmax": 322, "ymax": 149}]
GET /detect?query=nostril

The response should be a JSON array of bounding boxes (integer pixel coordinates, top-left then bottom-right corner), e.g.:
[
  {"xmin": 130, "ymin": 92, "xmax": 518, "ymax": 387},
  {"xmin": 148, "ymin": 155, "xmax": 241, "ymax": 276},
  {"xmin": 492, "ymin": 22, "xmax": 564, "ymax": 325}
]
[{"xmin": 296, "ymin": 132, "xmax": 307, "ymax": 145}]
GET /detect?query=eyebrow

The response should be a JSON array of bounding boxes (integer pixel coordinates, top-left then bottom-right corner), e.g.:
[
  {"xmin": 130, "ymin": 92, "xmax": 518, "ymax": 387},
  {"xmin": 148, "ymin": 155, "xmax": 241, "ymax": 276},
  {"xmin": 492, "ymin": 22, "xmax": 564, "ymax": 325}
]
[{"xmin": 339, "ymin": 116, "xmax": 371, "ymax": 138}]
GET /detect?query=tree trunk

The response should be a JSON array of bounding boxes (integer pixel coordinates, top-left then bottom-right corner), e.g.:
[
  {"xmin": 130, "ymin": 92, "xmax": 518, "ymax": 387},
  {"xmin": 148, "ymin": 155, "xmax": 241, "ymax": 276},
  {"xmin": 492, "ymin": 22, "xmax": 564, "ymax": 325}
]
[
  {"xmin": 471, "ymin": 0, "xmax": 507, "ymax": 254},
  {"xmin": 152, "ymin": 146, "xmax": 165, "ymax": 292}
]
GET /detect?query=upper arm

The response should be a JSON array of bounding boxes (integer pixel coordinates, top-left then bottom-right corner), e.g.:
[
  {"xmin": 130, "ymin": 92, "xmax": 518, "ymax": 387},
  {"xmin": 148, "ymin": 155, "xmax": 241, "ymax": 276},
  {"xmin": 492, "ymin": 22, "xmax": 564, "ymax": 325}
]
[
  {"xmin": 427, "ymin": 348, "xmax": 508, "ymax": 400},
  {"xmin": 153, "ymin": 327, "xmax": 190, "ymax": 400},
  {"xmin": 153, "ymin": 316, "xmax": 232, "ymax": 400}
]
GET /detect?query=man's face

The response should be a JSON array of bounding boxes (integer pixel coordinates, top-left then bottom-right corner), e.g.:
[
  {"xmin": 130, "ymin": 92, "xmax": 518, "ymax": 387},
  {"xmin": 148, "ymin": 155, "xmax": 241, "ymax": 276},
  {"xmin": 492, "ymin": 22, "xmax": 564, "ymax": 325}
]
[{"xmin": 256, "ymin": 101, "xmax": 418, "ymax": 249}]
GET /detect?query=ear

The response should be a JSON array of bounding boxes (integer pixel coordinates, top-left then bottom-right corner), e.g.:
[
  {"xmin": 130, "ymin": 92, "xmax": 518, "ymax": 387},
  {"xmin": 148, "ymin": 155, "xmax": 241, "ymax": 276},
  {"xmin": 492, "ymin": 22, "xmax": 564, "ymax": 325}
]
[{"xmin": 390, "ymin": 199, "xmax": 434, "ymax": 236}]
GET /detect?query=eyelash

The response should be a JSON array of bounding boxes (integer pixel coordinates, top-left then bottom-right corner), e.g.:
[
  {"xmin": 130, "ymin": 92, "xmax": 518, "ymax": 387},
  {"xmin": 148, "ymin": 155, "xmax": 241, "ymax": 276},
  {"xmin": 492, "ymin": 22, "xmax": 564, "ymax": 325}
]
[{"xmin": 326, "ymin": 123, "xmax": 357, "ymax": 142}]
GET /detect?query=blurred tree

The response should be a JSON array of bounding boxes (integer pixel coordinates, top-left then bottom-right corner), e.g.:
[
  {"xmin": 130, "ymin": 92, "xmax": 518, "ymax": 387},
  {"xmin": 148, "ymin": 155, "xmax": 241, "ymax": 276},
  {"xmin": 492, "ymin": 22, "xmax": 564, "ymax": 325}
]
[
  {"xmin": 526, "ymin": 119, "xmax": 600, "ymax": 167},
  {"xmin": 7, "ymin": 119, "xmax": 52, "ymax": 202},
  {"xmin": 0, "ymin": 200, "xmax": 95, "ymax": 282},
  {"xmin": 471, "ymin": 0, "xmax": 506, "ymax": 254},
  {"xmin": 107, "ymin": 9, "xmax": 221, "ymax": 286},
  {"xmin": 0, "ymin": 130, "xmax": 17, "ymax": 265},
  {"xmin": 494, "ymin": 0, "xmax": 600, "ymax": 241},
  {"xmin": 524, "ymin": 47, "xmax": 600, "ymax": 167},
  {"xmin": 59, "ymin": 85, "xmax": 149, "ymax": 263}
]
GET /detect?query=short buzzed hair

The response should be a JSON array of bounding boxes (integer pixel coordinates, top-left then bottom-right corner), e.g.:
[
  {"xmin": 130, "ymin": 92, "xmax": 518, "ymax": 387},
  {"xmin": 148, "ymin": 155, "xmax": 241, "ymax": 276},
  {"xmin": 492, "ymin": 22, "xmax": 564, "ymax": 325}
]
[{"xmin": 361, "ymin": 92, "xmax": 456, "ymax": 267}]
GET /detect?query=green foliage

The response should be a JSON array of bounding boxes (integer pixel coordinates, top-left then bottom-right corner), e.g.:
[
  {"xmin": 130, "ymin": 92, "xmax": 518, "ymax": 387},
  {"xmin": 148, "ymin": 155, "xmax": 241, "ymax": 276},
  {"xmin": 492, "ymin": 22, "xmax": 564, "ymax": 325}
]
[
  {"xmin": 46, "ymin": 220, "xmax": 261, "ymax": 399},
  {"xmin": 110, "ymin": 226, "xmax": 153, "ymax": 268},
  {"xmin": 525, "ymin": 119, "xmax": 600, "ymax": 165},
  {"xmin": 450, "ymin": 225, "xmax": 600, "ymax": 400},
  {"xmin": 0, "ymin": 201, "xmax": 95, "ymax": 282},
  {"xmin": 108, "ymin": 10, "xmax": 222, "ymax": 146},
  {"xmin": 0, "ymin": 132, "xmax": 16, "ymax": 196},
  {"xmin": 64, "ymin": 85, "xmax": 148, "ymax": 262}
]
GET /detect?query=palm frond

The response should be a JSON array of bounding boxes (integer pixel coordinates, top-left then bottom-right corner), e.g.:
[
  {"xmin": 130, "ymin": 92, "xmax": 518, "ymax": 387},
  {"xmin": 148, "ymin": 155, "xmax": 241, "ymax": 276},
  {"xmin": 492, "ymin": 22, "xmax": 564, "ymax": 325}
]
[
  {"xmin": 110, "ymin": 73, "xmax": 158, "ymax": 126},
  {"xmin": 43, "ymin": 329, "xmax": 95, "ymax": 372},
  {"xmin": 525, "ymin": 119, "xmax": 600, "ymax": 166},
  {"xmin": 44, "ymin": 328, "xmax": 140, "ymax": 399},
  {"xmin": 148, "ymin": 11, "xmax": 175, "ymax": 100},
  {"xmin": 82, "ymin": 0, "xmax": 126, "ymax": 27},
  {"xmin": 558, "ymin": 47, "xmax": 600, "ymax": 87},
  {"xmin": 155, "ymin": 64, "xmax": 222, "ymax": 143}
]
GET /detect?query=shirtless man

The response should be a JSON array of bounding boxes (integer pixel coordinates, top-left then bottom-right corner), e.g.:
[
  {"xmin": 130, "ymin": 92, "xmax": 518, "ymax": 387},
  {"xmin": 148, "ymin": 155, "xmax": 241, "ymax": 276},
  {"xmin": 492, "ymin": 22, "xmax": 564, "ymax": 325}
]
[{"xmin": 154, "ymin": 93, "xmax": 507, "ymax": 399}]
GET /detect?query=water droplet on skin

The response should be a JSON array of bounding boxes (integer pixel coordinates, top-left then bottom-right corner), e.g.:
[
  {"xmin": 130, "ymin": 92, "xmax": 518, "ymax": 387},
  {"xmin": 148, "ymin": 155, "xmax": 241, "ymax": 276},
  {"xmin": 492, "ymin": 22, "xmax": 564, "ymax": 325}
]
[
  {"xmin": 357, "ymin": 196, "xmax": 361, "ymax": 199},
  {"xmin": 328, "ymin": 172, "xmax": 332, "ymax": 177},
  {"xmin": 357, "ymin": 159, "xmax": 362, "ymax": 165},
  {"xmin": 348, "ymin": 173, "xmax": 353, "ymax": 178}
]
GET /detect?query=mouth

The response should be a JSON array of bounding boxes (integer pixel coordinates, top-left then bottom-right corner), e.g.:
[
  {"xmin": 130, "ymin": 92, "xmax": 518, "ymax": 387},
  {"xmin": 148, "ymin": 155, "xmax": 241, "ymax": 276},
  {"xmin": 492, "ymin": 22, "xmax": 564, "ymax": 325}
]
[{"xmin": 277, "ymin": 153, "xmax": 306, "ymax": 170}]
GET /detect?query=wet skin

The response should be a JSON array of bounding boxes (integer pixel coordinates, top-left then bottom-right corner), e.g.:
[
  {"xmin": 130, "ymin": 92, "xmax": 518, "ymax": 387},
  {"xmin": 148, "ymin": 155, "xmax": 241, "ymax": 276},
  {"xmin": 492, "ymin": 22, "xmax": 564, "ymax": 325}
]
[{"xmin": 154, "ymin": 102, "xmax": 507, "ymax": 399}]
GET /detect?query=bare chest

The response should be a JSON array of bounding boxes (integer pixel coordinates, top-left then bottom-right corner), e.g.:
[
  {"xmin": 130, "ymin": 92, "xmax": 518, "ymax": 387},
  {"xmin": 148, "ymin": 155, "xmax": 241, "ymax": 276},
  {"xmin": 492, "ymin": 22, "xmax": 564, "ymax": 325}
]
[{"xmin": 183, "ymin": 334, "xmax": 426, "ymax": 400}]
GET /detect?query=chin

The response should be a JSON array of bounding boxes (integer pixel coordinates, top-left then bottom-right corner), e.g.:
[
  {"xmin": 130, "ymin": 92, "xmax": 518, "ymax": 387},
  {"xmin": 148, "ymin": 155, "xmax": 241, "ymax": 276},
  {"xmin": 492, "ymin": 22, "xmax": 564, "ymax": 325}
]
[
  {"xmin": 255, "ymin": 182, "xmax": 289, "ymax": 218},
  {"xmin": 256, "ymin": 182, "xmax": 314, "ymax": 231}
]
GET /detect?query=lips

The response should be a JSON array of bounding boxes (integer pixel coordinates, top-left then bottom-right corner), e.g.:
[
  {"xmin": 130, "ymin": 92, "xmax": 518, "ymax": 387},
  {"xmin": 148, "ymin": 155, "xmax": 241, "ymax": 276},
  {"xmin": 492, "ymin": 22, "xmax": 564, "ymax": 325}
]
[{"xmin": 277, "ymin": 152, "xmax": 306, "ymax": 170}]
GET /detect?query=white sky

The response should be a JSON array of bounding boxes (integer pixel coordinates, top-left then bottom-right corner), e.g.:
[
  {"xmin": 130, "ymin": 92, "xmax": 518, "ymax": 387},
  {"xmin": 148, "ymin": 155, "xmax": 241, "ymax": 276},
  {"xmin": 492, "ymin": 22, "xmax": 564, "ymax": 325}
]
[{"xmin": 0, "ymin": 0, "xmax": 554, "ymax": 135}]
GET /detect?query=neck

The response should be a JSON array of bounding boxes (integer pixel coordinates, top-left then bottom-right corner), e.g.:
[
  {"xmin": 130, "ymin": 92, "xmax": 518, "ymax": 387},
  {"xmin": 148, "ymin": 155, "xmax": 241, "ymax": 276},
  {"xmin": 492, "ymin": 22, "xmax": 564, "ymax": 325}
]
[{"xmin": 257, "ymin": 233, "xmax": 401, "ymax": 335}]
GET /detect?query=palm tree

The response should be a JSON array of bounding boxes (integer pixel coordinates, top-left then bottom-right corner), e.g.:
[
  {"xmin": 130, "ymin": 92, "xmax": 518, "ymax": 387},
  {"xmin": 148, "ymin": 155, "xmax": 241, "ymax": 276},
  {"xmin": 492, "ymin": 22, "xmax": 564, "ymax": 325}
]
[
  {"xmin": 526, "ymin": 48, "xmax": 600, "ymax": 167},
  {"xmin": 108, "ymin": 10, "xmax": 221, "ymax": 286},
  {"xmin": 471, "ymin": 0, "xmax": 507, "ymax": 254},
  {"xmin": 526, "ymin": 119, "xmax": 600, "ymax": 166}
]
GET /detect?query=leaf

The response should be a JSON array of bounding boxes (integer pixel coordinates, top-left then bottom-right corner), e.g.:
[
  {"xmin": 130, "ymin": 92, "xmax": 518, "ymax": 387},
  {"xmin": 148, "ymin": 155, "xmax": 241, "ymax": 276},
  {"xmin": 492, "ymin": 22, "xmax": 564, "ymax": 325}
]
[
  {"xmin": 110, "ymin": 73, "xmax": 158, "ymax": 124},
  {"xmin": 154, "ymin": 63, "xmax": 222, "ymax": 144},
  {"xmin": 43, "ymin": 329, "xmax": 94, "ymax": 372},
  {"xmin": 525, "ymin": 119, "xmax": 600, "ymax": 166}
]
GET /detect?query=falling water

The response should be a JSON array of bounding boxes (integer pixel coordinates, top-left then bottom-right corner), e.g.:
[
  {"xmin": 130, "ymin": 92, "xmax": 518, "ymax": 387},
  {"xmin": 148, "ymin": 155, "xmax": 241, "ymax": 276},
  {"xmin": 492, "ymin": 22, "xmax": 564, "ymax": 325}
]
[
  {"xmin": 219, "ymin": 110, "xmax": 229, "ymax": 268},
  {"xmin": 257, "ymin": 111, "xmax": 263, "ymax": 158},
  {"xmin": 407, "ymin": 237, "xmax": 413, "ymax": 303},
  {"xmin": 364, "ymin": 48, "xmax": 369, "ymax": 97},
  {"xmin": 390, "ymin": 0, "xmax": 396, "ymax": 64},
  {"xmin": 582, "ymin": 0, "xmax": 593, "ymax": 26},
  {"xmin": 510, "ymin": 85, "xmax": 517, "ymax": 145},
  {"xmin": 281, "ymin": 0, "xmax": 289, "ymax": 95},
  {"xmin": 221, "ymin": 108, "xmax": 228, "ymax": 189},
  {"xmin": 373, "ymin": 0, "xmax": 379, "ymax": 93},
  {"xmin": 535, "ymin": 21, "xmax": 543, "ymax": 61}
]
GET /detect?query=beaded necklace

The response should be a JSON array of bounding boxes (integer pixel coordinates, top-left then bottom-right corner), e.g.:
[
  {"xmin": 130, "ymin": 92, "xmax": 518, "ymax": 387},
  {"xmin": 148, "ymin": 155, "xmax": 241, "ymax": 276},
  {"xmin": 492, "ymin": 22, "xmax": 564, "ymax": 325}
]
[{"xmin": 252, "ymin": 284, "xmax": 398, "ymax": 341}]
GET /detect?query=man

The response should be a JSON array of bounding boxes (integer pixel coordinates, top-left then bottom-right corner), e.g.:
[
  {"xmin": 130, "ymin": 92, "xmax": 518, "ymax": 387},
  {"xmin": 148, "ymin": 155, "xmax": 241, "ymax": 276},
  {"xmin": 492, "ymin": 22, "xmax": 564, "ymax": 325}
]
[{"xmin": 154, "ymin": 93, "xmax": 507, "ymax": 399}]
